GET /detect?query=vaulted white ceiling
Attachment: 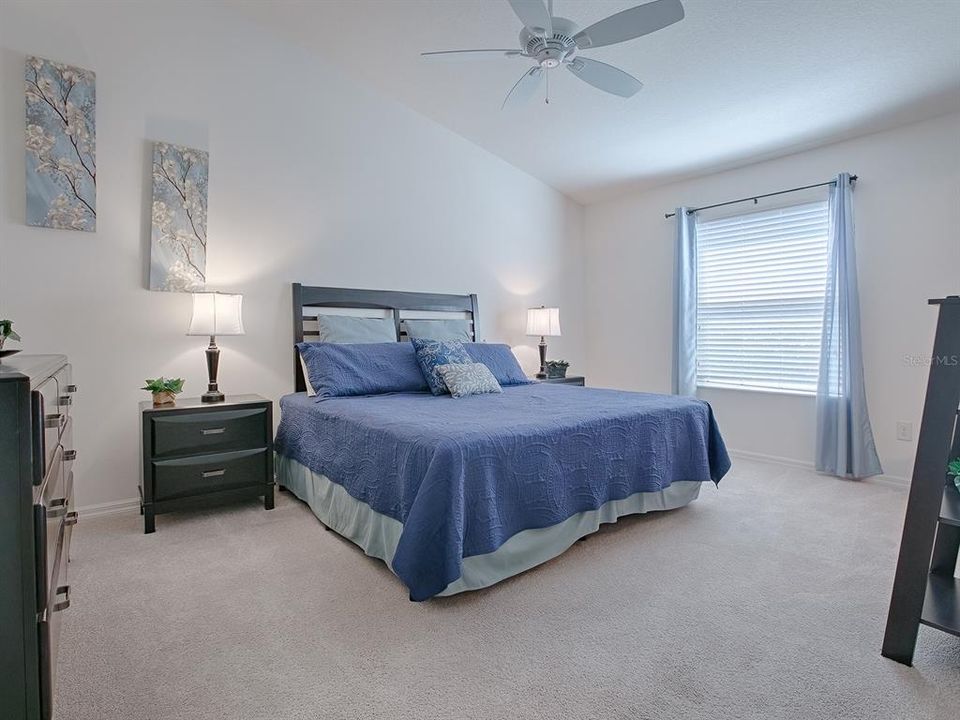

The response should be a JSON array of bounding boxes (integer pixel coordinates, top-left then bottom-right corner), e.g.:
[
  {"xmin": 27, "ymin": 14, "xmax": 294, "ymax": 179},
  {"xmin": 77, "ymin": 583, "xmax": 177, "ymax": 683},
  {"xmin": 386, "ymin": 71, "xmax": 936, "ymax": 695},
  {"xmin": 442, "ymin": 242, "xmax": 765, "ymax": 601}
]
[{"xmin": 238, "ymin": 0, "xmax": 960, "ymax": 203}]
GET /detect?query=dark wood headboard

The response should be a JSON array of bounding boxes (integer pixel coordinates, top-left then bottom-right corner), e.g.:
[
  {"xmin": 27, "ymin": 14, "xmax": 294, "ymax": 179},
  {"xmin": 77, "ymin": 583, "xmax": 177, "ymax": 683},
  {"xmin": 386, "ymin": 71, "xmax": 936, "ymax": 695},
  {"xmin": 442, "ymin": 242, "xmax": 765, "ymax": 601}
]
[{"xmin": 292, "ymin": 284, "xmax": 479, "ymax": 392}]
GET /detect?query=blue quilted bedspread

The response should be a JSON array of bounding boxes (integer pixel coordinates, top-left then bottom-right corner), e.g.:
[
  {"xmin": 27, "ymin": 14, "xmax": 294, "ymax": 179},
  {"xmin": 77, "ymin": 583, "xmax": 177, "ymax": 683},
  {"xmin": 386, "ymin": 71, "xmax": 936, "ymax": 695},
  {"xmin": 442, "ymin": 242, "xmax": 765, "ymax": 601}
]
[{"xmin": 275, "ymin": 384, "xmax": 730, "ymax": 600}]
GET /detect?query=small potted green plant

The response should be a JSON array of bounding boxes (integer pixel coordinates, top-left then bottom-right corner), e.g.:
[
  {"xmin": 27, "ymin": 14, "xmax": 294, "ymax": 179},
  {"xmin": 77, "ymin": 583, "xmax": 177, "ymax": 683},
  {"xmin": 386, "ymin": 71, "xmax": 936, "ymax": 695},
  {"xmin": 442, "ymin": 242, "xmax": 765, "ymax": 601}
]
[
  {"xmin": 949, "ymin": 458, "xmax": 960, "ymax": 492},
  {"xmin": 141, "ymin": 377, "xmax": 185, "ymax": 407},
  {"xmin": 0, "ymin": 319, "xmax": 21, "ymax": 353},
  {"xmin": 545, "ymin": 359, "xmax": 570, "ymax": 379}
]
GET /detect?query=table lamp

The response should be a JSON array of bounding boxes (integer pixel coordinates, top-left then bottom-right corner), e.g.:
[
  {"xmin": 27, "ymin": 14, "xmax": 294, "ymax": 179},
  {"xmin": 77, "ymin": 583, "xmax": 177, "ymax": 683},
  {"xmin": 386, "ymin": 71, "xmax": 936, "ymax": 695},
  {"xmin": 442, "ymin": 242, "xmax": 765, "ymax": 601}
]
[
  {"xmin": 187, "ymin": 292, "xmax": 244, "ymax": 403},
  {"xmin": 526, "ymin": 306, "xmax": 561, "ymax": 380}
]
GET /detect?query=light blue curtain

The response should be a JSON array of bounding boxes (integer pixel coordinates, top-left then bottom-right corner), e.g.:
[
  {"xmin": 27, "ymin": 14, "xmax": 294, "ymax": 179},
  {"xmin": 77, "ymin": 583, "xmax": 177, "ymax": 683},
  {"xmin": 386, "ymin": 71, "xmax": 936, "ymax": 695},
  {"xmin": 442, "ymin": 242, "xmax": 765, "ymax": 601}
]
[
  {"xmin": 816, "ymin": 173, "xmax": 883, "ymax": 478},
  {"xmin": 672, "ymin": 208, "xmax": 697, "ymax": 396}
]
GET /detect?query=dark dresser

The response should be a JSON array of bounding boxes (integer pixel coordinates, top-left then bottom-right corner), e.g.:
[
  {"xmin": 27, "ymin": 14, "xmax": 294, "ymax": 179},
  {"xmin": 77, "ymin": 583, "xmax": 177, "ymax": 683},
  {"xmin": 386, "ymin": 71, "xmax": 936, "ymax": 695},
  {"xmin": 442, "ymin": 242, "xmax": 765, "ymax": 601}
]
[
  {"xmin": 0, "ymin": 355, "xmax": 77, "ymax": 720},
  {"xmin": 139, "ymin": 394, "xmax": 274, "ymax": 533}
]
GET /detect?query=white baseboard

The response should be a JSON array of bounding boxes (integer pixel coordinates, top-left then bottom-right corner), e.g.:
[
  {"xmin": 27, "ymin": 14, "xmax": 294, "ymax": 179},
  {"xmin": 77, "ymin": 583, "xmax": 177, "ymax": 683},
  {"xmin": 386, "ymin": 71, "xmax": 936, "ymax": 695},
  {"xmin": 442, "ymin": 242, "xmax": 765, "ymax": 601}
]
[
  {"xmin": 864, "ymin": 474, "xmax": 911, "ymax": 489},
  {"xmin": 728, "ymin": 449, "xmax": 910, "ymax": 488},
  {"xmin": 77, "ymin": 497, "xmax": 141, "ymax": 518},
  {"xmin": 728, "ymin": 448, "xmax": 815, "ymax": 470}
]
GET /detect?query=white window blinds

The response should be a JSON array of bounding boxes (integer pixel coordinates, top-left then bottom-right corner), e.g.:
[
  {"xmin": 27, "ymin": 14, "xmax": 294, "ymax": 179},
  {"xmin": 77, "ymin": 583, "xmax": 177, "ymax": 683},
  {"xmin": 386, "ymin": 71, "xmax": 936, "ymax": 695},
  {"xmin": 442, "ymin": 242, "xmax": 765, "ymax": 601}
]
[{"xmin": 695, "ymin": 201, "xmax": 829, "ymax": 394}]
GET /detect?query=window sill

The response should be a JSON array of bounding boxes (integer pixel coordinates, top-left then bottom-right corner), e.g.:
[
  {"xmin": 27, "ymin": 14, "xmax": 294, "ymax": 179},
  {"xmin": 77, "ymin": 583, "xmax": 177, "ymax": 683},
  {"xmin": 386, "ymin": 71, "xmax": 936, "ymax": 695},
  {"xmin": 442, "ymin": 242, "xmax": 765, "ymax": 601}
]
[{"xmin": 697, "ymin": 383, "xmax": 816, "ymax": 398}]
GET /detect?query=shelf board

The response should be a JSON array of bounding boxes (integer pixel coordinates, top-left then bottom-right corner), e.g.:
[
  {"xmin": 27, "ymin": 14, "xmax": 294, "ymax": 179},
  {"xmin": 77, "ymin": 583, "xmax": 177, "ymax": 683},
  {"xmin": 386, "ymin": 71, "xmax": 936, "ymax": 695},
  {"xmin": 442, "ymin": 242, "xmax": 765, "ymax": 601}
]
[
  {"xmin": 920, "ymin": 575, "xmax": 960, "ymax": 637},
  {"xmin": 941, "ymin": 485, "xmax": 960, "ymax": 527}
]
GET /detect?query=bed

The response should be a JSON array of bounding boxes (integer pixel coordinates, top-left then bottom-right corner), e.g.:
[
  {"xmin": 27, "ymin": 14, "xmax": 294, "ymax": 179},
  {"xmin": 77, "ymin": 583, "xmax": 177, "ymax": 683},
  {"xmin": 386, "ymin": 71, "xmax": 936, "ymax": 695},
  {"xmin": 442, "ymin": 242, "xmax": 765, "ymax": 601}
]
[{"xmin": 275, "ymin": 284, "xmax": 731, "ymax": 600}]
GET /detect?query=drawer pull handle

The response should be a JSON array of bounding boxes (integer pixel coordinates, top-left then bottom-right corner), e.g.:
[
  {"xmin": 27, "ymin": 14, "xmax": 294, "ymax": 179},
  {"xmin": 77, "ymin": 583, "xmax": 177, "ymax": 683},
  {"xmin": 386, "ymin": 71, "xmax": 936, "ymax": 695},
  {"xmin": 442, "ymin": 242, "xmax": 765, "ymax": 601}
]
[
  {"xmin": 202, "ymin": 469, "xmax": 226, "ymax": 478},
  {"xmin": 44, "ymin": 413, "xmax": 63, "ymax": 428},
  {"xmin": 64, "ymin": 449, "xmax": 77, "ymax": 461},
  {"xmin": 53, "ymin": 585, "xmax": 70, "ymax": 612},
  {"xmin": 65, "ymin": 511, "xmax": 79, "ymax": 526},
  {"xmin": 65, "ymin": 384, "xmax": 78, "ymax": 393},
  {"xmin": 48, "ymin": 497, "xmax": 68, "ymax": 519},
  {"xmin": 58, "ymin": 395, "xmax": 73, "ymax": 406},
  {"xmin": 201, "ymin": 427, "xmax": 226, "ymax": 435}
]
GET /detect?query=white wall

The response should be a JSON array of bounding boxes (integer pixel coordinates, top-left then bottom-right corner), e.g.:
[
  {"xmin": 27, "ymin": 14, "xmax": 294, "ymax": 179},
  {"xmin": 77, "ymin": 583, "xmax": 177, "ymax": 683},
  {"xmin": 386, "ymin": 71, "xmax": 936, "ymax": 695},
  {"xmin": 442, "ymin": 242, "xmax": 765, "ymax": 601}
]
[
  {"xmin": 0, "ymin": 1, "xmax": 585, "ymax": 508},
  {"xmin": 585, "ymin": 113, "xmax": 960, "ymax": 481}
]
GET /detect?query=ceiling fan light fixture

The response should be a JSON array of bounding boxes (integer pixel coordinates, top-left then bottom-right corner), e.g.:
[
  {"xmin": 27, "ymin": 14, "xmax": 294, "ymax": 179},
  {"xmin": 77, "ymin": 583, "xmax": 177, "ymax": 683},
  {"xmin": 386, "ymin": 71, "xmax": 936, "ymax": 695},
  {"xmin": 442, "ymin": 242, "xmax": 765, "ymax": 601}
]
[{"xmin": 422, "ymin": 0, "xmax": 684, "ymax": 106}]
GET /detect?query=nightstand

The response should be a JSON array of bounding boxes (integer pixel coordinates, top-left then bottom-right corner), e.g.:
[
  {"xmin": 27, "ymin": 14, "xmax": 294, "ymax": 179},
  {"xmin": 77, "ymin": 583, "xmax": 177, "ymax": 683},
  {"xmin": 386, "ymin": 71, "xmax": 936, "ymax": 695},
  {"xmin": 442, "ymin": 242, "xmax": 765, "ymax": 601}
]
[
  {"xmin": 538, "ymin": 376, "xmax": 585, "ymax": 386},
  {"xmin": 139, "ymin": 394, "xmax": 273, "ymax": 533}
]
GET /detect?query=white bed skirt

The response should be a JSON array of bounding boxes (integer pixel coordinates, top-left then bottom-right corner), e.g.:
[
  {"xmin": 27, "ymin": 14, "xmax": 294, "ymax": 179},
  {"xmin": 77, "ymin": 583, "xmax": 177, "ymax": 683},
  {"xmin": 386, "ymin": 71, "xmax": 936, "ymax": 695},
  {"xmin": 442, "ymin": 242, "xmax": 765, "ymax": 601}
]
[{"xmin": 276, "ymin": 454, "xmax": 701, "ymax": 597}]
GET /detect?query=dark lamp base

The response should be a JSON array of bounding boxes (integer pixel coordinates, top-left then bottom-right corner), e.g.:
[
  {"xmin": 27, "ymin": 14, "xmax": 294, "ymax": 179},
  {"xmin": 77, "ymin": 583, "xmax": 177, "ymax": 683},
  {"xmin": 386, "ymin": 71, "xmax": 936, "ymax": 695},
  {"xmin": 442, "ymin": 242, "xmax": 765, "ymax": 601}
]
[
  {"xmin": 536, "ymin": 337, "xmax": 548, "ymax": 380},
  {"xmin": 201, "ymin": 336, "xmax": 225, "ymax": 403}
]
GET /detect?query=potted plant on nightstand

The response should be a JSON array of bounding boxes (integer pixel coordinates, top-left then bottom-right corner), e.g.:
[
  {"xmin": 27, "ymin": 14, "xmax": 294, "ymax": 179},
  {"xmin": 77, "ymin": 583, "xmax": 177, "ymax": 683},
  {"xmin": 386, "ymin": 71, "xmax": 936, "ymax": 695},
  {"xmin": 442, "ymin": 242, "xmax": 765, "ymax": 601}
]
[
  {"xmin": 545, "ymin": 359, "xmax": 570, "ymax": 379},
  {"xmin": 141, "ymin": 377, "xmax": 185, "ymax": 407},
  {"xmin": 949, "ymin": 458, "xmax": 960, "ymax": 492},
  {"xmin": 0, "ymin": 319, "xmax": 22, "ymax": 360}
]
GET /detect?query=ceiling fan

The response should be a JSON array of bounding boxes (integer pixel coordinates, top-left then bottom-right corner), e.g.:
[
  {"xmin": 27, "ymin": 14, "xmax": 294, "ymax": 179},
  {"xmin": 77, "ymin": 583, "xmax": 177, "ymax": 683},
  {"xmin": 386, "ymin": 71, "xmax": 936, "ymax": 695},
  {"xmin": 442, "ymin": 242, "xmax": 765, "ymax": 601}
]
[{"xmin": 421, "ymin": 0, "xmax": 685, "ymax": 108}]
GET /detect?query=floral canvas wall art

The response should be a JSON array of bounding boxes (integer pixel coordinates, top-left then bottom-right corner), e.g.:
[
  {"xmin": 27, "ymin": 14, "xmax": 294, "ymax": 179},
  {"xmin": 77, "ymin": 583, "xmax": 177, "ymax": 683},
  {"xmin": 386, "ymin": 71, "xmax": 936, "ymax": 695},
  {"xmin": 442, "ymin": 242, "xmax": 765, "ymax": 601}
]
[
  {"xmin": 149, "ymin": 142, "xmax": 209, "ymax": 292},
  {"xmin": 25, "ymin": 56, "xmax": 96, "ymax": 231}
]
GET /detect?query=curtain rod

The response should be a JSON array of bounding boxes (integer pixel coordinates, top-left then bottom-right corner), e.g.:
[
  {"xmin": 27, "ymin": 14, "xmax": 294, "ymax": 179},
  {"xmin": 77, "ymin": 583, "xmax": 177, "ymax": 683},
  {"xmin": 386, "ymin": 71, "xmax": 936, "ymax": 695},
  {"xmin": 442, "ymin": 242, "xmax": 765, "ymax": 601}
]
[{"xmin": 663, "ymin": 175, "xmax": 858, "ymax": 219}]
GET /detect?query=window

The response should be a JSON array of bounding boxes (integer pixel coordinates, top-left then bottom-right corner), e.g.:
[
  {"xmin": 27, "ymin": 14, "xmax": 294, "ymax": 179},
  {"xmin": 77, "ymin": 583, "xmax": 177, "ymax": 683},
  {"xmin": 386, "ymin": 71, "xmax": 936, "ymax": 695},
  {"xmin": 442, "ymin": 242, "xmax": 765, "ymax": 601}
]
[{"xmin": 695, "ymin": 201, "xmax": 829, "ymax": 394}]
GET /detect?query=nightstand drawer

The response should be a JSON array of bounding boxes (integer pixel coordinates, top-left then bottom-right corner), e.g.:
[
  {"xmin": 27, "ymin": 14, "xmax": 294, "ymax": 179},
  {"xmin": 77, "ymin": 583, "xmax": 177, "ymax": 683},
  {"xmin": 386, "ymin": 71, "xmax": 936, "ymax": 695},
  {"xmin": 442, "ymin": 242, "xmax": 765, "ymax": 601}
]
[
  {"xmin": 150, "ymin": 407, "xmax": 268, "ymax": 458},
  {"xmin": 153, "ymin": 448, "xmax": 268, "ymax": 501}
]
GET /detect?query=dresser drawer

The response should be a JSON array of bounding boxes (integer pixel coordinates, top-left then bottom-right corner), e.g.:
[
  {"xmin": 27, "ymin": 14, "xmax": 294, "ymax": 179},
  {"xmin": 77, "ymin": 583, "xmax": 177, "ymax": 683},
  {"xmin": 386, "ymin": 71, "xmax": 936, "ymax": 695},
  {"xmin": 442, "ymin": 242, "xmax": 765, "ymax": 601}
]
[
  {"xmin": 153, "ymin": 448, "xmax": 268, "ymax": 501},
  {"xmin": 53, "ymin": 363, "xmax": 75, "ymax": 425},
  {"xmin": 31, "ymin": 375, "xmax": 65, "ymax": 485},
  {"xmin": 34, "ymin": 445, "xmax": 64, "ymax": 613},
  {"xmin": 38, "ymin": 477, "xmax": 73, "ymax": 720},
  {"xmin": 150, "ymin": 406, "xmax": 268, "ymax": 458}
]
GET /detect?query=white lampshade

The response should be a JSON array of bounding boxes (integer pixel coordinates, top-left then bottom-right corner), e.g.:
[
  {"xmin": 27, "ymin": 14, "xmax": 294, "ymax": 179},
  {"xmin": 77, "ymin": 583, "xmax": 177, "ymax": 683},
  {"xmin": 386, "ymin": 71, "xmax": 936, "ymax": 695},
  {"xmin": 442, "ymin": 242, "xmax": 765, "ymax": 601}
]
[
  {"xmin": 187, "ymin": 292, "xmax": 245, "ymax": 336},
  {"xmin": 526, "ymin": 306, "xmax": 561, "ymax": 337}
]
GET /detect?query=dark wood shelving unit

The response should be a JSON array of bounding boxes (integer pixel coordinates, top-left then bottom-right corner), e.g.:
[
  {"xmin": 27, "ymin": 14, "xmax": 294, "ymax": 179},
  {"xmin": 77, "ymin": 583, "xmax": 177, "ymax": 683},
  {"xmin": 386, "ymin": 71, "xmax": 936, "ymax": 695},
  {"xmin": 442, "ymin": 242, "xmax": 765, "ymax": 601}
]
[
  {"xmin": 940, "ymin": 485, "xmax": 960, "ymax": 527},
  {"xmin": 920, "ymin": 575, "xmax": 960, "ymax": 637},
  {"xmin": 881, "ymin": 297, "xmax": 960, "ymax": 665}
]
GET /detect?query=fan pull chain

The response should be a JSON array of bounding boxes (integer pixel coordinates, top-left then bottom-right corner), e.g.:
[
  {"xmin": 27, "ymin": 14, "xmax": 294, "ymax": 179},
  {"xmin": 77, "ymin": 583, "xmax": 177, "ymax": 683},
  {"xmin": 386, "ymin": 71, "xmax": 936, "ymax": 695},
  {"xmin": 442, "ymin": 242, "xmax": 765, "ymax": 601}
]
[{"xmin": 545, "ymin": 69, "xmax": 550, "ymax": 104}]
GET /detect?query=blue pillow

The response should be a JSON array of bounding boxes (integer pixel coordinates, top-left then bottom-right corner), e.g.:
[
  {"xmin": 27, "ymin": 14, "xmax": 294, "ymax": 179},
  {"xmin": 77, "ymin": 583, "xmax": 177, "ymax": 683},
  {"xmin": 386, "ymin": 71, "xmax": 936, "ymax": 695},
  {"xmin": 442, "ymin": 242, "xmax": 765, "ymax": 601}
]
[
  {"xmin": 316, "ymin": 315, "xmax": 396, "ymax": 343},
  {"xmin": 296, "ymin": 342, "xmax": 428, "ymax": 399},
  {"xmin": 402, "ymin": 319, "xmax": 472, "ymax": 342},
  {"xmin": 410, "ymin": 338, "xmax": 472, "ymax": 395},
  {"xmin": 464, "ymin": 343, "xmax": 533, "ymax": 386}
]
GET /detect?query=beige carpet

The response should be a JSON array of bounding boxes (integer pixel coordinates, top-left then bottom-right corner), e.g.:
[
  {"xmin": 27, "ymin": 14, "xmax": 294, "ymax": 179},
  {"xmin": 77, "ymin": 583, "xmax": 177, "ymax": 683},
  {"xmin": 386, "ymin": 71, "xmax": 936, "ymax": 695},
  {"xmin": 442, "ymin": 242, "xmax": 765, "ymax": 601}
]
[{"xmin": 57, "ymin": 458, "xmax": 959, "ymax": 720}]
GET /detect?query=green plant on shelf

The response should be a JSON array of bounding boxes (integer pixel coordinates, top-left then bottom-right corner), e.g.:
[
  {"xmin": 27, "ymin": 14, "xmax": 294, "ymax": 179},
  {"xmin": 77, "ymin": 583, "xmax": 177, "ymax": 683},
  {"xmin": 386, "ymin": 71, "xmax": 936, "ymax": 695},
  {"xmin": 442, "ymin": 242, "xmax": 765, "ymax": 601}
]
[{"xmin": 949, "ymin": 458, "xmax": 960, "ymax": 492}]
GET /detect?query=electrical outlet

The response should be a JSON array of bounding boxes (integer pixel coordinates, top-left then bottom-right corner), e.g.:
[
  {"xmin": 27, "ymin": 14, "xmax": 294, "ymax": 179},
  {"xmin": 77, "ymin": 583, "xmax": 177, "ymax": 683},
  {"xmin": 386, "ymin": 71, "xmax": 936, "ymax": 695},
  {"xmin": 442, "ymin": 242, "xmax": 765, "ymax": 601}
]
[{"xmin": 896, "ymin": 422, "xmax": 913, "ymax": 442}]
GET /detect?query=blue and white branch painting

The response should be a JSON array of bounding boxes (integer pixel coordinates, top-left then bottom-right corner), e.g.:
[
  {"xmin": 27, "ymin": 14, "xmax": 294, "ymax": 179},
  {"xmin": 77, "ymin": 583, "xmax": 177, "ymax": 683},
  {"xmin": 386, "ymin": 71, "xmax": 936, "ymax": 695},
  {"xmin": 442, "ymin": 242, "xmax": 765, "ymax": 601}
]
[
  {"xmin": 150, "ymin": 142, "xmax": 209, "ymax": 292},
  {"xmin": 25, "ymin": 56, "xmax": 97, "ymax": 231}
]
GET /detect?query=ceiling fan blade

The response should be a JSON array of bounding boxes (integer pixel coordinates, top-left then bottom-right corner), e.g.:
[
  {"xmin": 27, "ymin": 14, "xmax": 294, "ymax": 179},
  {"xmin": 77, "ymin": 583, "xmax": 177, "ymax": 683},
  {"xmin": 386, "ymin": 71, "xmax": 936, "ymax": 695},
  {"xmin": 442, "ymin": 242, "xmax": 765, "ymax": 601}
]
[
  {"xmin": 421, "ymin": 49, "xmax": 524, "ymax": 62},
  {"xmin": 566, "ymin": 58, "xmax": 642, "ymax": 98},
  {"xmin": 574, "ymin": 0, "xmax": 684, "ymax": 49},
  {"xmin": 502, "ymin": 67, "xmax": 544, "ymax": 109},
  {"xmin": 507, "ymin": 0, "xmax": 553, "ymax": 37}
]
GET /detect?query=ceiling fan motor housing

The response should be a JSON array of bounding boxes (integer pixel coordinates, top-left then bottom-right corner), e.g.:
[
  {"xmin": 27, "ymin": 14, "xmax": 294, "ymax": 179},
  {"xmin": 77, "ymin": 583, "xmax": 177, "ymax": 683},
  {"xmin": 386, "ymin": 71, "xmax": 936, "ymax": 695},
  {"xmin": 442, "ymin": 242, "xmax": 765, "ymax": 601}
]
[{"xmin": 521, "ymin": 17, "xmax": 578, "ymax": 69}]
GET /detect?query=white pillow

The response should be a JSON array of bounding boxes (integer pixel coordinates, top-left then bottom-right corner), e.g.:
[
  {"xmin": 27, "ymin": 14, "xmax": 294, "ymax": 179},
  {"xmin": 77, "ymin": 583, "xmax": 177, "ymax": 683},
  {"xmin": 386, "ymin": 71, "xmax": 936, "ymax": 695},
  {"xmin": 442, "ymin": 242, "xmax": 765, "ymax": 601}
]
[{"xmin": 299, "ymin": 350, "xmax": 317, "ymax": 397}]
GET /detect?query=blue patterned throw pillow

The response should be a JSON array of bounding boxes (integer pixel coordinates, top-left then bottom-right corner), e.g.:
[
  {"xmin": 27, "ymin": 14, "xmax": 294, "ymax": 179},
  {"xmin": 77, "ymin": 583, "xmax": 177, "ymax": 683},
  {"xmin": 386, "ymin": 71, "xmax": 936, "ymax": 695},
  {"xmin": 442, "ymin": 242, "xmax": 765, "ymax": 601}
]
[
  {"xmin": 411, "ymin": 338, "xmax": 472, "ymax": 395},
  {"xmin": 436, "ymin": 363, "xmax": 502, "ymax": 398},
  {"xmin": 464, "ymin": 343, "xmax": 534, "ymax": 386}
]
